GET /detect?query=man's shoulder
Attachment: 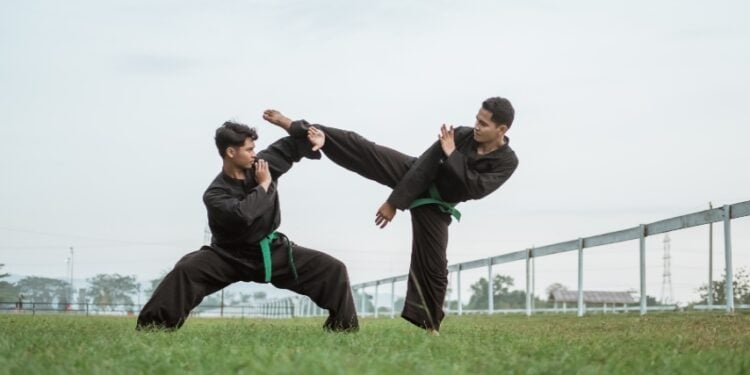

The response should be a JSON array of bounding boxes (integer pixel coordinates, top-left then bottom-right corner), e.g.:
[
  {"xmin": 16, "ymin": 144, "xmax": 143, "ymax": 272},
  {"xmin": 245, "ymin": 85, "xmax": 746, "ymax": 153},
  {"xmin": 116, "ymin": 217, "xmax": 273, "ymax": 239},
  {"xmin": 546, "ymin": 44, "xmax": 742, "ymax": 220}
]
[
  {"xmin": 500, "ymin": 144, "xmax": 519, "ymax": 171},
  {"xmin": 203, "ymin": 173, "xmax": 229, "ymax": 197},
  {"xmin": 455, "ymin": 126, "xmax": 473, "ymax": 137},
  {"xmin": 207, "ymin": 172, "xmax": 227, "ymax": 188}
]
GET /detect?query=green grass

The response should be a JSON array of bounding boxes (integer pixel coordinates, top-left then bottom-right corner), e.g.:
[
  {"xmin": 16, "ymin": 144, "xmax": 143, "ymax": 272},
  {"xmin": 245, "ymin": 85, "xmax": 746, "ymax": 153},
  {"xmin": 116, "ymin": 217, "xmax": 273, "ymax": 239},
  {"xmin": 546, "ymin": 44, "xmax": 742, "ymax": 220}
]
[{"xmin": 1, "ymin": 313, "xmax": 749, "ymax": 374}]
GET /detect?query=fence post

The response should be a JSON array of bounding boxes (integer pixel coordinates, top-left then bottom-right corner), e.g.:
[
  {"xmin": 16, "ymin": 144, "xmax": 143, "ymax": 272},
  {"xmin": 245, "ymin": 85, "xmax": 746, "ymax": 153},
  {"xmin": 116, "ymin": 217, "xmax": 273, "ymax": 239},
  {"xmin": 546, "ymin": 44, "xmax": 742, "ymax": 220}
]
[
  {"xmin": 708, "ymin": 202, "xmax": 714, "ymax": 307},
  {"xmin": 32, "ymin": 302, "xmax": 35, "ymax": 316},
  {"xmin": 532, "ymin": 252, "xmax": 536, "ymax": 313},
  {"xmin": 639, "ymin": 224, "xmax": 647, "ymax": 315},
  {"xmin": 391, "ymin": 279, "xmax": 396, "ymax": 319},
  {"xmin": 374, "ymin": 282, "xmax": 379, "ymax": 318},
  {"xmin": 487, "ymin": 259, "xmax": 493, "ymax": 315},
  {"xmin": 360, "ymin": 287, "xmax": 366, "ymax": 316},
  {"xmin": 457, "ymin": 266, "xmax": 463, "ymax": 316},
  {"xmin": 526, "ymin": 248, "xmax": 532, "ymax": 317},
  {"xmin": 577, "ymin": 238, "xmax": 585, "ymax": 317},
  {"xmin": 723, "ymin": 205, "xmax": 734, "ymax": 313}
]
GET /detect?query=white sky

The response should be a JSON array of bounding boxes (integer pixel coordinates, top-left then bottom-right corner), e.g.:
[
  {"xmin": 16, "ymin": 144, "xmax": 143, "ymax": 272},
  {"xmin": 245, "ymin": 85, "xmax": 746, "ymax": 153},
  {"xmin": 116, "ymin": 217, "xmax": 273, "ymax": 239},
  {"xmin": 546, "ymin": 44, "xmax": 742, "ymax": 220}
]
[{"xmin": 1, "ymin": 0, "xmax": 749, "ymax": 305}]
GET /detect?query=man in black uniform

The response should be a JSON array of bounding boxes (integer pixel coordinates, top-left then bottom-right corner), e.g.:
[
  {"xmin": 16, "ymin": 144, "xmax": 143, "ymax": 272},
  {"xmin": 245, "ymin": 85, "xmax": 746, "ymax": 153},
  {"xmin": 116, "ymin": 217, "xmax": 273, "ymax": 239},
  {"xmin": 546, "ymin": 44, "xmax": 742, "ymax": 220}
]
[
  {"xmin": 264, "ymin": 97, "xmax": 518, "ymax": 334},
  {"xmin": 137, "ymin": 120, "xmax": 358, "ymax": 331}
]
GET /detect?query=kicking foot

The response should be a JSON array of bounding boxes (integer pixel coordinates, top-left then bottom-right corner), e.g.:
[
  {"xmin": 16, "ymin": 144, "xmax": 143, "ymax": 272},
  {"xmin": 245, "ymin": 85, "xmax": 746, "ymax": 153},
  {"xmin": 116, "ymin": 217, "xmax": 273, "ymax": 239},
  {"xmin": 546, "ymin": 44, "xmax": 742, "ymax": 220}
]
[
  {"xmin": 262, "ymin": 109, "xmax": 292, "ymax": 131},
  {"xmin": 426, "ymin": 329, "xmax": 440, "ymax": 336}
]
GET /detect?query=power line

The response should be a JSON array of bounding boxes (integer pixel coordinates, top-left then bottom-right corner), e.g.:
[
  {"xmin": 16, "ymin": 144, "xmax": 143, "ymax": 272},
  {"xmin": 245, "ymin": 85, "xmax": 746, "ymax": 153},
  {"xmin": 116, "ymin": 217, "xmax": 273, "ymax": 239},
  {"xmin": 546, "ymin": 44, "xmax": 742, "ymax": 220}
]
[{"xmin": 0, "ymin": 226, "xmax": 192, "ymax": 247}]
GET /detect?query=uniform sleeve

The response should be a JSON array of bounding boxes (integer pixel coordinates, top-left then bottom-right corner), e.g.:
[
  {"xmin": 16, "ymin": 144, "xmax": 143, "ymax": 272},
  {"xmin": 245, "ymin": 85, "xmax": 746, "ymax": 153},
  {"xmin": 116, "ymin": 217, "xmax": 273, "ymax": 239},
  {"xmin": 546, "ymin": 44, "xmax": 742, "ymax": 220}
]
[
  {"xmin": 441, "ymin": 151, "xmax": 518, "ymax": 200},
  {"xmin": 287, "ymin": 119, "xmax": 313, "ymax": 138},
  {"xmin": 386, "ymin": 127, "xmax": 475, "ymax": 209},
  {"xmin": 256, "ymin": 135, "xmax": 321, "ymax": 181},
  {"xmin": 203, "ymin": 184, "xmax": 277, "ymax": 225}
]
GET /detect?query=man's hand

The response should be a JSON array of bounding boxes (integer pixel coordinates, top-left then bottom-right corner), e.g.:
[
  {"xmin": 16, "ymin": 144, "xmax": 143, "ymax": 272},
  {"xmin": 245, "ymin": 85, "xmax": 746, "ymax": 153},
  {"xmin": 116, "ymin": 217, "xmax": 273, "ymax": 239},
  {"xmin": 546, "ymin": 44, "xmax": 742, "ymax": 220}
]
[
  {"xmin": 439, "ymin": 123, "xmax": 455, "ymax": 157},
  {"xmin": 375, "ymin": 201, "xmax": 396, "ymax": 229},
  {"xmin": 307, "ymin": 126, "xmax": 325, "ymax": 152},
  {"xmin": 262, "ymin": 109, "xmax": 292, "ymax": 132},
  {"xmin": 254, "ymin": 159, "xmax": 272, "ymax": 191}
]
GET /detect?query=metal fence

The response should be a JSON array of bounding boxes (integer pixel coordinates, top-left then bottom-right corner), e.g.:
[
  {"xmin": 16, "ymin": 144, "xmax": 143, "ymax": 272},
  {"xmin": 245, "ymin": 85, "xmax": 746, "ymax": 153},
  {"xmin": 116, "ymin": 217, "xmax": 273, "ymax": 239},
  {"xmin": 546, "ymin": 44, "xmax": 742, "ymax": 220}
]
[
  {"xmin": 6, "ymin": 200, "xmax": 747, "ymax": 320},
  {"xmin": 0, "ymin": 300, "xmax": 295, "ymax": 319},
  {"xmin": 289, "ymin": 200, "xmax": 750, "ymax": 319}
]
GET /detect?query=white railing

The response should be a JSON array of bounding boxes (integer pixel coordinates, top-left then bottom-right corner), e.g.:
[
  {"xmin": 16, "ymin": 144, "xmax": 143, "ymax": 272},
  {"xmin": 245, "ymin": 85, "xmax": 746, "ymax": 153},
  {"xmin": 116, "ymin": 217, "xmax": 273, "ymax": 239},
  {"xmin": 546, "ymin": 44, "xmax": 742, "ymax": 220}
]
[{"xmin": 280, "ymin": 200, "xmax": 749, "ymax": 319}]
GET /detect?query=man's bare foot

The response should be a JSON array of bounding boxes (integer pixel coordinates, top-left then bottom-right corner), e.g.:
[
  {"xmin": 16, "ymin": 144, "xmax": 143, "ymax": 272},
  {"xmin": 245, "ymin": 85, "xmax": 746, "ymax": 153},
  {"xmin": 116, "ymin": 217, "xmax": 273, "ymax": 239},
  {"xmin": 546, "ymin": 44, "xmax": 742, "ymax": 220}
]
[{"xmin": 262, "ymin": 109, "xmax": 292, "ymax": 132}]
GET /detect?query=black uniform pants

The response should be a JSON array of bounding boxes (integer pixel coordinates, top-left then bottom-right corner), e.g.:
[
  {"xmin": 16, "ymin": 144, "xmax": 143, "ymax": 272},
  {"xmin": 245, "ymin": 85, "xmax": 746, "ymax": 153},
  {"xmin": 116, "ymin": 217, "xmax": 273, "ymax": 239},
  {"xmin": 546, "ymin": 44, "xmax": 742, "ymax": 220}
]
[
  {"xmin": 137, "ymin": 239, "xmax": 358, "ymax": 331},
  {"xmin": 318, "ymin": 125, "xmax": 451, "ymax": 331}
]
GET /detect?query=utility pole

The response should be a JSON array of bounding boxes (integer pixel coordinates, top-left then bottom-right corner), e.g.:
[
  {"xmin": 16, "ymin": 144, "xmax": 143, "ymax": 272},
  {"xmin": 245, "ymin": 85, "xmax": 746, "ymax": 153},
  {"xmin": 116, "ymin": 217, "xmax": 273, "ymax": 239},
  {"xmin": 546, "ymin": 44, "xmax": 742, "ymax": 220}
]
[
  {"xmin": 660, "ymin": 234, "xmax": 674, "ymax": 305},
  {"xmin": 708, "ymin": 202, "xmax": 714, "ymax": 306},
  {"xmin": 220, "ymin": 289, "xmax": 225, "ymax": 317},
  {"xmin": 65, "ymin": 256, "xmax": 71, "ymax": 308},
  {"xmin": 69, "ymin": 246, "xmax": 74, "ymax": 305}
]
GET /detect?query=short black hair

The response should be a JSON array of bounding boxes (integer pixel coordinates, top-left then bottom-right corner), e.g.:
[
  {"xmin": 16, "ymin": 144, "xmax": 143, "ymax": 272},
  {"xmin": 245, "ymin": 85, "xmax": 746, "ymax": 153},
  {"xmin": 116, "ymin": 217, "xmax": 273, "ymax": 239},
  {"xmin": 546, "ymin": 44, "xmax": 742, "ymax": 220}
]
[
  {"xmin": 214, "ymin": 121, "xmax": 258, "ymax": 158},
  {"xmin": 482, "ymin": 97, "xmax": 515, "ymax": 128}
]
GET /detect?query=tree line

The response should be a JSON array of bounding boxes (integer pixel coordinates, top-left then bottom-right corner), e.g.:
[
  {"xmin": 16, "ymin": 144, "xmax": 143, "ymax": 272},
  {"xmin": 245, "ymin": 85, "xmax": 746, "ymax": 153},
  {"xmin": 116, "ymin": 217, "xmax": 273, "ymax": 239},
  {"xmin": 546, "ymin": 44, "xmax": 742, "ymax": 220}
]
[
  {"xmin": 0, "ymin": 265, "xmax": 268, "ymax": 310},
  {"xmin": 3, "ymin": 263, "xmax": 748, "ymax": 311}
]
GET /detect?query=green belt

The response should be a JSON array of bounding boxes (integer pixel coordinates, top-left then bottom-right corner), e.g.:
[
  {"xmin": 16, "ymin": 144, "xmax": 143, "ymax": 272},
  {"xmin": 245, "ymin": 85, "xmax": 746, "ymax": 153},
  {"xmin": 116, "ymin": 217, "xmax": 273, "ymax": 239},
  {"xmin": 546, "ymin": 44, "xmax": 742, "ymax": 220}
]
[
  {"xmin": 408, "ymin": 184, "xmax": 461, "ymax": 221},
  {"xmin": 258, "ymin": 231, "xmax": 298, "ymax": 283}
]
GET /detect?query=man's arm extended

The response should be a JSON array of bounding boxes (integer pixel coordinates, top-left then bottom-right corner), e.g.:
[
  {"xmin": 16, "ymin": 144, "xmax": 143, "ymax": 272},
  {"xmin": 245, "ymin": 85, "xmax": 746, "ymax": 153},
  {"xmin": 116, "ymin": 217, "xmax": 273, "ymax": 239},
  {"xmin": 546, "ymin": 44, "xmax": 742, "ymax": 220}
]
[{"xmin": 256, "ymin": 135, "xmax": 321, "ymax": 181}]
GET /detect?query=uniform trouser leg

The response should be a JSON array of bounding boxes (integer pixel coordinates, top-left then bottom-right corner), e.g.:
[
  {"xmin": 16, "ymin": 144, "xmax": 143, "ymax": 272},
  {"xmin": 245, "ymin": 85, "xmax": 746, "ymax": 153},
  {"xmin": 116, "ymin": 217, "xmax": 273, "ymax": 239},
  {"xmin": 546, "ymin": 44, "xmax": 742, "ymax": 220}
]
[
  {"xmin": 401, "ymin": 205, "xmax": 451, "ymax": 331},
  {"xmin": 316, "ymin": 125, "xmax": 415, "ymax": 188},
  {"xmin": 136, "ymin": 247, "xmax": 241, "ymax": 330},
  {"xmin": 269, "ymin": 242, "xmax": 359, "ymax": 331}
]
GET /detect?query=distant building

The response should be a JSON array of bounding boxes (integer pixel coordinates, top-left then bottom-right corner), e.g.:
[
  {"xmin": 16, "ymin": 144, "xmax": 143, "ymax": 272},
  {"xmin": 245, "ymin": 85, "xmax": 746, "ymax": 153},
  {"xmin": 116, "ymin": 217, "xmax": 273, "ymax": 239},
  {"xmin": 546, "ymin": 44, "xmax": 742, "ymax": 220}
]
[{"xmin": 550, "ymin": 290, "xmax": 637, "ymax": 312}]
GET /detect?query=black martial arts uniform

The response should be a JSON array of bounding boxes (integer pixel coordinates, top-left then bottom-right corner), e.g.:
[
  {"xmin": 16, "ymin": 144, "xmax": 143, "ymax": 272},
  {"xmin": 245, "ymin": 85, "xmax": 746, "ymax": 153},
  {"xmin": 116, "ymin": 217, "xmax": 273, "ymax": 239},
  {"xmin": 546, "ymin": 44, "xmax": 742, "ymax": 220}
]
[
  {"xmin": 288, "ymin": 121, "xmax": 518, "ymax": 331},
  {"xmin": 137, "ymin": 134, "xmax": 358, "ymax": 331}
]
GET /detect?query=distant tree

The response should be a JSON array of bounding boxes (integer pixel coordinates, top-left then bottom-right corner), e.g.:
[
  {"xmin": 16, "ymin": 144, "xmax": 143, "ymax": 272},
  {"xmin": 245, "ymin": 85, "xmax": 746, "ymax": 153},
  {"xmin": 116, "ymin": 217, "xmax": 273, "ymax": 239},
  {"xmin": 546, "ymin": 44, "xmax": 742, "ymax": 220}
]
[
  {"xmin": 697, "ymin": 268, "xmax": 750, "ymax": 305},
  {"xmin": 466, "ymin": 274, "xmax": 519, "ymax": 310},
  {"xmin": 234, "ymin": 292, "xmax": 253, "ymax": 305},
  {"xmin": 144, "ymin": 270, "xmax": 169, "ymax": 299},
  {"xmin": 546, "ymin": 283, "xmax": 568, "ymax": 301},
  {"xmin": 194, "ymin": 291, "xmax": 226, "ymax": 312},
  {"xmin": 646, "ymin": 295, "xmax": 662, "ymax": 306},
  {"xmin": 353, "ymin": 289, "xmax": 375, "ymax": 313},
  {"xmin": 16, "ymin": 276, "xmax": 69, "ymax": 304},
  {"xmin": 395, "ymin": 297, "xmax": 405, "ymax": 312},
  {"xmin": 377, "ymin": 306, "xmax": 391, "ymax": 314},
  {"xmin": 0, "ymin": 264, "xmax": 19, "ymax": 301},
  {"xmin": 253, "ymin": 291, "xmax": 267, "ymax": 301},
  {"xmin": 444, "ymin": 299, "xmax": 460, "ymax": 311},
  {"xmin": 87, "ymin": 274, "xmax": 138, "ymax": 309},
  {"xmin": 76, "ymin": 288, "xmax": 88, "ymax": 305},
  {"xmin": 466, "ymin": 277, "xmax": 491, "ymax": 310}
]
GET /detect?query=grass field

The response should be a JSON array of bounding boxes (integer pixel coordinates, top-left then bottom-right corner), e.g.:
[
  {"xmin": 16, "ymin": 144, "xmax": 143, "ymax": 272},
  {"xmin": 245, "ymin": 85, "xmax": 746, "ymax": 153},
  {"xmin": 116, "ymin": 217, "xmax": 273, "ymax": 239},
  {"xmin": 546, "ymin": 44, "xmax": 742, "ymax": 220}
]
[{"xmin": 1, "ymin": 313, "xmax": 749, "ymax": 374}]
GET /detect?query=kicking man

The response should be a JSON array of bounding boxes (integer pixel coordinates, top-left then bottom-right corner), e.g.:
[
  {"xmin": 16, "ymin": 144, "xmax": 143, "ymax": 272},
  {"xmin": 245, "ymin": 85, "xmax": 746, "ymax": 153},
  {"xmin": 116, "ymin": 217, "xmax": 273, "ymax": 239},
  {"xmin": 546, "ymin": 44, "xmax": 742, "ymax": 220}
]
[{"xmin": 264, "ymin": 97, "xmax": 518, "ymax": 334}]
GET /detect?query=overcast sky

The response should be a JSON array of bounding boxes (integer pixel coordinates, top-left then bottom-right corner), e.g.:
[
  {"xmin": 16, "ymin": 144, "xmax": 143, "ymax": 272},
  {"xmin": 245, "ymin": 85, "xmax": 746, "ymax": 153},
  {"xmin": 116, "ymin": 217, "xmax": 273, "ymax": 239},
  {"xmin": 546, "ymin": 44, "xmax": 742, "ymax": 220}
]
[{"xmin": 1, "ymin": 0, "xmax": 749, "ymax": 305}]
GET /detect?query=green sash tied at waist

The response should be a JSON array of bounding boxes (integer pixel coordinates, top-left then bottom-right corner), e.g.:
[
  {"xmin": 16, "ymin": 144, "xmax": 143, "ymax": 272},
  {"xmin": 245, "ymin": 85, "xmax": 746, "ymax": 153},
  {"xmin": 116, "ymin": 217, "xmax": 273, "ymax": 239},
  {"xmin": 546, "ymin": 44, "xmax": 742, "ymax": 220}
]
[
  {"xmin": 408, "ymin": 184, "xmax": 462, "ymax": 221},
  {"xmin": 258, "ymin": 231, "xmax": 298, "ymax": 283}
]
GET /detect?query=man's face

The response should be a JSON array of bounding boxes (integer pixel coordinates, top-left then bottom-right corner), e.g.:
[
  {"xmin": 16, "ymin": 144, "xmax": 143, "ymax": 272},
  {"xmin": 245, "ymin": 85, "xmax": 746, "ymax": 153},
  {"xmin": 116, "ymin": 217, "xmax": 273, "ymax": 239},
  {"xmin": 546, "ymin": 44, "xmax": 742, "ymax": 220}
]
[
  {"xmin": 473, "ymin": 108, "xmax": 507, "ymax": 144},
  {"xmin": 227, "ymin": 137, "xmax": 256, "ymax": 169}
]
